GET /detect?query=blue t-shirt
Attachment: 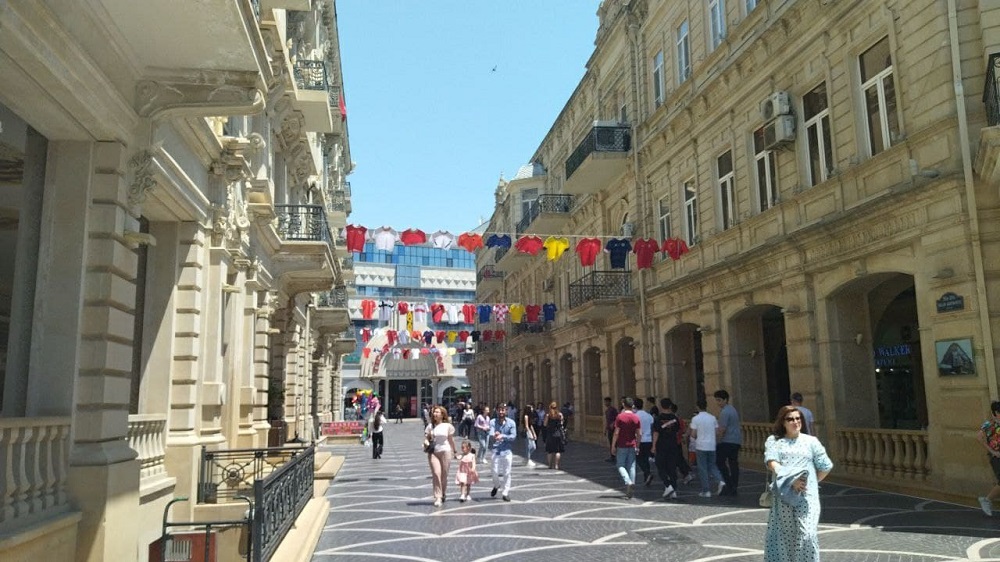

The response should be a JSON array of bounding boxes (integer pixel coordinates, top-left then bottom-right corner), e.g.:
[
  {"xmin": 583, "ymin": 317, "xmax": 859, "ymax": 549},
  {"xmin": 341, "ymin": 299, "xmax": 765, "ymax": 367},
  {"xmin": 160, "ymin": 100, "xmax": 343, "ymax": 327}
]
[
  {"xmin": 719, "ymin": 404, "xmax": 743, "ymax": 444},
  {"xmin": 605, "ymin": 238, "xmax": 632, "ymax": 269},
  {"xmin": 542, "ymin": 303, "xmax": 557, "ymax": 322},
  {"xmin": 477, "ymin": 304, "xmax": 492, "ymax": 323},
  {"xmin": 485, "ymin": 234, "xmax": 512, "ymax": 248}
]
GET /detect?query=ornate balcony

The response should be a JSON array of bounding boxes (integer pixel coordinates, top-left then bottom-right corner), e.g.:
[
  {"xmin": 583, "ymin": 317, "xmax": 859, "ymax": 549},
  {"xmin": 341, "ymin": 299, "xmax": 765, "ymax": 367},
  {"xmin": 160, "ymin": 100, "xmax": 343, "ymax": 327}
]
[
  {"xmin": 127, "ymin": 414, "xmax": 174, "ymax": 497},
  {"xmin": 314, "ymin": 288, "xmax": 350, "ymax": 335},
  {"xmin": 566, "ymin": 270, "xmax": 635, "ymax": 322},
  {"xmin": 563, "ymin": 124, "xmax": 631, "ymax": 195},
  {"xmin": 476, "ymin": 265, "xmax": 504, "ymax": 292},
  {"xmin": 271, "ymin": 205, "xmax": 336, "ymax": 294},
  {"xmin": 293, "ymin": 60, "xmax": 335, "ymax": 133},
  {"xmin": 515, "ymin": 195, "xmax": 575, "ymax": 235},
  {"xmin": 0, "ymin": 417, "xmax": 73, "ymax": 528},
  {"xmin": 328, "ymin": 329, "xmax": 356, "ymax": 356},
  {"xmin": 276, "ymin": 205, "xmax": 330, "ymax": 242},
  {"xmin": 325, "ymin": 188, "xmax": 349, "ymax": 230}
]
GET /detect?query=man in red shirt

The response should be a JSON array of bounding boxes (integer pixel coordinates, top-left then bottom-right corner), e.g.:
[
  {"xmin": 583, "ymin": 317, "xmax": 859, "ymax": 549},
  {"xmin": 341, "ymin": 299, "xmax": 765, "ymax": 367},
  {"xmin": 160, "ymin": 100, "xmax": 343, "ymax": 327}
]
[{"xmin": 612, "ymin": 397, "xmax": 642, "ymax": 499}]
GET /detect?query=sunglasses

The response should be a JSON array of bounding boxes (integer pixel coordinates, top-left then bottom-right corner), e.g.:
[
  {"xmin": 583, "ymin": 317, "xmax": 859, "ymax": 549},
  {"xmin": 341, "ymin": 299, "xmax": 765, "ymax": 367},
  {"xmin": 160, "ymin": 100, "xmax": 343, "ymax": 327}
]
[{"xmin": 785, "ymin": 416, "xmax": 802, "ymax": 422}]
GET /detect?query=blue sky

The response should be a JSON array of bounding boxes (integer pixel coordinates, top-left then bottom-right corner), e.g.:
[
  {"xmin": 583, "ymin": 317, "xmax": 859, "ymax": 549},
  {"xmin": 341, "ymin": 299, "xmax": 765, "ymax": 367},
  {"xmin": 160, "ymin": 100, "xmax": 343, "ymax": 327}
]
[{"xmin": 337, "ymin": 1, "xmax": 602, "ymax": 235}]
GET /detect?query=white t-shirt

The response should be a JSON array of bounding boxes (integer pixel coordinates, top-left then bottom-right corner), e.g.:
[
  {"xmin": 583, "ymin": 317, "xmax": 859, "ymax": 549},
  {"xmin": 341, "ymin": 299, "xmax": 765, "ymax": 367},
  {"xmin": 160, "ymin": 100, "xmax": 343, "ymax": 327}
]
[
  {"xmin": 370, "ymin": 226, "xmax": 399, "ymax": 252},
  {"xmin": 426, "ymin": 422, "xmax": 455, "ymax": 453},
  {"xmin": 689, "ymin": 411, "xmax": 719, "ymax": 451},
  {"xmin": 430, "ymin": 230, "xmax": 456, "ymax": 250},
  {"xmin": 446, "ymin": 303, "xmax": 461, "ymax": 324}
]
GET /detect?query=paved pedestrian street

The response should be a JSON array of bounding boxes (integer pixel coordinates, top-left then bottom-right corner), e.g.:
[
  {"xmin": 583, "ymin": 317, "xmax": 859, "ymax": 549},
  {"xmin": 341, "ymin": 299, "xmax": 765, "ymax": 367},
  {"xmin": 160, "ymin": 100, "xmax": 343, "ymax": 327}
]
[{"xmin": 312, "ymin": 421, "xmax": 999, "ymax": 561}]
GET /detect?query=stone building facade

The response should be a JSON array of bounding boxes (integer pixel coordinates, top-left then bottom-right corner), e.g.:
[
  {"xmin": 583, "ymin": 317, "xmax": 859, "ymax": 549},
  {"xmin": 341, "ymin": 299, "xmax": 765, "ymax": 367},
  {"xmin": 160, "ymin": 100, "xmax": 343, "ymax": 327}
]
[
  {"xmin": 469, "ymin": 0, "xmax": 1000, "ymax": 504},
  {"xmin": 0, "ymin": 1, "xmax": 353, "ymax": 560}
]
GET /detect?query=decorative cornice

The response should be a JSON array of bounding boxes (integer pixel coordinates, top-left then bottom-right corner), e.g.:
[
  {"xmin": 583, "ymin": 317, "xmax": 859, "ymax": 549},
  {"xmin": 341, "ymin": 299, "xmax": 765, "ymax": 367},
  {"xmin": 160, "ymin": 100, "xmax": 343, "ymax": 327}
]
[{"xmin": 127, "ymin": 148, "xmax": 157, "ymax": 207}]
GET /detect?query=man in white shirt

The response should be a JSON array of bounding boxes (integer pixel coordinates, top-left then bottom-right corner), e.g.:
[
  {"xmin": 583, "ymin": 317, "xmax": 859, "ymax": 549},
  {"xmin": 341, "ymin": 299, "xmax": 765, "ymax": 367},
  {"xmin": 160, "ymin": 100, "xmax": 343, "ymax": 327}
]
[
  {"xmin": 689, "ymin": 399, "xmax": 725, "ymax": 498},
  {"xmin": 635, "ymin": 398, "xmax": 655, "ymax": 486}
]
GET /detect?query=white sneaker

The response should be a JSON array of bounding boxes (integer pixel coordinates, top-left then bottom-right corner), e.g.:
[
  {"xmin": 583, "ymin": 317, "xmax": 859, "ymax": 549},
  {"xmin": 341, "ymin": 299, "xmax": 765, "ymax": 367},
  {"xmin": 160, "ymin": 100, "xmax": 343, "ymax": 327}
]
[
  {"xmin": 527, "ymin": 460, "xmax": 537, "ymax": 468},
  {"xmin": 662, "ymin": 485, "xmax": 675, "ymax": 499},
  {"xmin": 433, "ymin": 499, "xmax": 442, "ymax": 507},
  {"xmin": 979, "ymin": 496, "xmax": 993, "ymax": 517},
  {"xmin": 716, "ymin": 481, "xmax": 726, "ymax": 495},
  {"xmin": 698, "ymin": 491, "xmax": 712, "ymax": 498},
  {"xmin": 682, "ymin": 473, "xmax": 694, "ymax": 485}
]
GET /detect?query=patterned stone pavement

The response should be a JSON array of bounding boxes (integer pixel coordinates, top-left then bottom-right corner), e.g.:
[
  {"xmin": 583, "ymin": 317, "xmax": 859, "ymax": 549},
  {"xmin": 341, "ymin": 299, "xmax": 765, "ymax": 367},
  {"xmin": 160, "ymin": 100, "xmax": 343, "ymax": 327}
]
[{"xmin": 312, "ymin": 420, "xmax": 999, "ymax": 561}]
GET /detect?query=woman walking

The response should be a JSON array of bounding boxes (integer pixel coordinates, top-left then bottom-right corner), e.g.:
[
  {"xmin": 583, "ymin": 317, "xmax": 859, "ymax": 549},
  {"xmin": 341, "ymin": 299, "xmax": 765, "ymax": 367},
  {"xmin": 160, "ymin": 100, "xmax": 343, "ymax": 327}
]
[
  {"xmin": 977, "ymin": 400, "xmax": 1000, "ymax": 516},
  {"xmin": 424, "ymin": 405, "xmax": 457, "ymax": 507},
  {"xmin": 764, "ymin": 405, "xmax": 833, "ymax": 561},
  {"xmin": 543, "ymin": 402, "xmax": 565, "ymax": 470},
  {"xmin": 369, "ymin": 408, "xmax": 387, "ymax": 459},
  {"xmin": 523, "ymin": 404, "xmax": 537, "ymax": 468},
  {"xmin": 474, "ymin": 405, "xmax": 492, "ymax": 464}
]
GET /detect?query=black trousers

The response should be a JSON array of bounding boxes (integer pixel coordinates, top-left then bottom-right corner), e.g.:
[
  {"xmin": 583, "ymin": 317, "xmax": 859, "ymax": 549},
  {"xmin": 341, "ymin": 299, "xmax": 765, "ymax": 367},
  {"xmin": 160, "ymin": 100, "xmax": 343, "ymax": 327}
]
[
  {"xmin": 637, "ymin": 442, "xmax": 653, "ymax": 478},
  {"xmin": 655, "ymin": 446, "xmax": 679, "ymax": 488},
  {"xmin": 716, "ymin": 442, "xmax": 741, "ymax": 491},
  {"xmin": 371, "ymin": 432, "xmax": 384, "ymax": 459}
]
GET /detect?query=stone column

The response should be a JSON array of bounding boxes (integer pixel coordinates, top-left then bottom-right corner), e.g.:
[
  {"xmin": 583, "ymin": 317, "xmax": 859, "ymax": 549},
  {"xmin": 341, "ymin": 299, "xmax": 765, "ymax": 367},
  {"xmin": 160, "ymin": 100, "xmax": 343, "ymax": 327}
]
[
  {"xmin": 283, "ymin": 321, "xmax": 302, "ymax": 441},
  {"xmin": 251, "ymin": 293, "xmax": 275, "ymax": 447},
  {"xmin": 30, "ymin": 141, "xmax": 139, "ymax": 562}
]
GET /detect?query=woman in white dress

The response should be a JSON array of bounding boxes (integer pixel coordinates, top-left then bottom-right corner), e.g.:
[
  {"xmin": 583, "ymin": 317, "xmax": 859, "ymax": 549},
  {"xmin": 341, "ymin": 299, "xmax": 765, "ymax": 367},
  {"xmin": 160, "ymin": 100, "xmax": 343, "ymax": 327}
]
[{"xmin": 424, "ymin": 405, "xmax": 457, "ymax": 507}]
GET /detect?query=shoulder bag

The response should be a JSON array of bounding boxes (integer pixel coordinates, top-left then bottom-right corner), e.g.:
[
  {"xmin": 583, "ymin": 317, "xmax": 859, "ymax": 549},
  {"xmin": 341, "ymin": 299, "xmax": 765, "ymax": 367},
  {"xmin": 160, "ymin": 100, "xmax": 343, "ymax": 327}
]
[{"xmin": 758, "ymin": 473, "xmax": 774, "ymax": 508}]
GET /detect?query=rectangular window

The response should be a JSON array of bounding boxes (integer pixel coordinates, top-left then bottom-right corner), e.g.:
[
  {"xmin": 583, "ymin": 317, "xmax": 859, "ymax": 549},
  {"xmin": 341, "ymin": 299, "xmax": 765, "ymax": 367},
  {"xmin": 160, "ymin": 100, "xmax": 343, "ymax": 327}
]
[
  {"xmin": 804, "ymin": 82, "xmax": 834, "ymax": 185},
  {"xmin": 709, "ymin": 0, "xmax": 726, "ymax": 50},
  {"xmin": 860, "ymin": 37, "xmax": 899, "ymax": 155},
  {"xmin": 752, "ymin": 128, "xmax": 777, "ymax": 211},
  {"xmin": 652, "ymin": 50, "xmax": 665, "ymax": 107},
  {"xmin": 521, "ymin": 188, "xmax": 538, "ymax": 221},
  {"xmin": 676, "ymin": 21, "xmax": 690, "ymax": 83},
  {"xmin": 658, "ymin": 196, "xmax": 671, "ymax": 240},
  {"xmin": 684, "ymin": 180, "xmax": 699, "ymax": 245},
  {"xmin": 717, "ymin": 151, "xmax": 736, "ymax": 229}
]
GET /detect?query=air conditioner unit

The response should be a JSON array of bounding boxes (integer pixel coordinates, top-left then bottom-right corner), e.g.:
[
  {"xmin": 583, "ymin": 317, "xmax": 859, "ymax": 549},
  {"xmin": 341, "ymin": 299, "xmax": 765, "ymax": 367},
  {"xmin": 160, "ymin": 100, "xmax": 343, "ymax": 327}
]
[
  {"xmin": 763, "ymin": 115, "xmax": 796, "ymax": 149},
  {"xmin": 760, "ymin": 91, "xmax": 792, "ymax": 121}
]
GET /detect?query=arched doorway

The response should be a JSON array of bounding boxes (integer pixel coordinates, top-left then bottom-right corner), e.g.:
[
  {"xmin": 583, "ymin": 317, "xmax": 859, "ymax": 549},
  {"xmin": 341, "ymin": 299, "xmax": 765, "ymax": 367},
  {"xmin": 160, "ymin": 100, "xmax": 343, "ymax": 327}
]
[
  {"xmin": 727, "ymin": 305, "xmax": 788, "ymax": 422},
  {"xmin": 664, "ymin": 324, "xmax": 705, "ymax": 412},
  {"xmin": 828, "ymin": 273, "xmax": 925, "ymax": 429},
  {"xmin": 539, "ymin": 359, "xmax": 553, "ymax": 404},
  {"xmin": 583, "ymin": 347, "xmax": 603, "ymax": 415},
  {"xmin": 442, "ymin": 385, "xmax": 459, "ymax": 406},
  {"xmin": 614, "ymin": 337, "xmax": 637, "ymax": 399}
]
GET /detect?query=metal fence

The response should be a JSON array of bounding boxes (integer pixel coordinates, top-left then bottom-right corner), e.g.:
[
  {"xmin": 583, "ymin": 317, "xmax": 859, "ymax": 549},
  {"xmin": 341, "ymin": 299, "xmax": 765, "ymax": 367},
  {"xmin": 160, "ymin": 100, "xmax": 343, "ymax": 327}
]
[
  {"xmin": 568, "ymin": 270, "xmax": 632, "ymax": 309},
  {"xmin": 515, "ymin": 194, "xmax": 575, "ymax": 234},
  {"xmin": 565, "ymin": 125, "xmax": 631, "ymax": 180},
  {"xmin": 294, "ymin": 60, "xmax": 328, "ymax": 91},
  {"xmin": 317, "ymin": 287, "xmax": 348, "ymax": 308},
  {"xmin": 197, "ymin": 446, "xmax": 307, "ymax": 503},
  {"xmin": 252, "ymin": 445, "xmax": 315, "ymax": 562},
  {"xmin": 275, "ymin": 205, "xmax": 331, "ymax": 242}
]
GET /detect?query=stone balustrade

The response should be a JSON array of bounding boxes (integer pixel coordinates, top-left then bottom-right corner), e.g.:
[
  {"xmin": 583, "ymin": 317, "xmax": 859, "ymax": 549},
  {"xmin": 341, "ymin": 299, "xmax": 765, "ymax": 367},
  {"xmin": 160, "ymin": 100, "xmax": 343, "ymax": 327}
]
[
  {"xmin": 0, "ymin": 417, "xmax": 71, "ymax": 526},
  {"xmin": 127, "ymin": 414, "xmax": 168, "ymax": 485},
  {"xmin": 739, "ymin": 422, "xmax": 773, "ymax": 466},
  {"xmin": 835, "ymin": 427, "xmax": 930, "ymax": 480}
]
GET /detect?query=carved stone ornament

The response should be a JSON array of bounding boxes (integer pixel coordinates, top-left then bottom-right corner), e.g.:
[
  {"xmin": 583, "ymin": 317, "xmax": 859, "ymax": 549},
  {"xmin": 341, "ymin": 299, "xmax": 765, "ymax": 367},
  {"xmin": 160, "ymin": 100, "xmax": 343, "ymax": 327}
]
[
  {"xmin": 127, "ymin": 149, "xmax": 157, "ymax": 207},
  {"xmin": 135, "ymin": 73, "xmax": 264, "ymax": 120}
]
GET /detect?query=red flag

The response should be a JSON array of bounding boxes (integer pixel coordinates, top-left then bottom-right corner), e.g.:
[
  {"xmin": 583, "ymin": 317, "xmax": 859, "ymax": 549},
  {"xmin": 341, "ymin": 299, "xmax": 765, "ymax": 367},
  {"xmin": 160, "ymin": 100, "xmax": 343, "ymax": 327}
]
[{"xmin": 338, "ymin": 91, "xmax": 347, "ymax": 121}]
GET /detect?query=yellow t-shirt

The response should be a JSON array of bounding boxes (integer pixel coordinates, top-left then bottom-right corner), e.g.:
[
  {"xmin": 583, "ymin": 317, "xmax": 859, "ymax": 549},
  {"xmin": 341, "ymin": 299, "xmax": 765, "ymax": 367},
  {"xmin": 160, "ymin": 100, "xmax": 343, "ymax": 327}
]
[
  {"xmin": 509, "ymin": 304, "xmax": 525, "ymax": 323},
  {"xmin": 544, "ymin": 236, "xmax": 571, "ymax": 261}
]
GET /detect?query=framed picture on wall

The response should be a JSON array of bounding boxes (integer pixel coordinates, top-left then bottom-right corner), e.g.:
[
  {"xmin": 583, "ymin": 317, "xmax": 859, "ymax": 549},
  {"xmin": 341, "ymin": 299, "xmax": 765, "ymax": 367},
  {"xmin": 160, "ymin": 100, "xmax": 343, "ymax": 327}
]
[{"xmin": 935, "ymin": 338, "xmax": 975, "ymax": 376}]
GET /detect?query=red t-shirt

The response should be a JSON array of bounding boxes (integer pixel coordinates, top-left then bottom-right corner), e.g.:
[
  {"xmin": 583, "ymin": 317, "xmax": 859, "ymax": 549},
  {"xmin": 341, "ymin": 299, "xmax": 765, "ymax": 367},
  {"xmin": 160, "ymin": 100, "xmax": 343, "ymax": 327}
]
[
  {"xmin": 344, "ymin": 224, "xmax": 367, "ymax": 252},
  {"xmin": 400, "ymin": 228, "xmax": 427, "ymax": 245},
  {"xmin": 525, "ymin": 304, "xmax": 541, "ymax": 323},
  {"xmin": 614, "ymin": 410, "xmax": 642, "ymax": 448},
  {"xmin": 361, "ymin": 328, "xmax": 371, "ymax": 343},
  {"xmin": 514, "ymin": 235, "xmax": 545, "ymax": 255},
  {"xmin": 633, "ymin": 238, "xmax": 660, "ymax": 269},
  {"xmin": 435, "ymin": 330, "xmax": 446, "ymax": 343},
  {"xmin": 663, "ymin": 238, "xmax": 690, "ymax": 260},
  {"xmin": 430, "ymin": 303, "xmax": 445, "ymax": 323},
  {"xmin": 386, "ymin": 330, "xmax": 397, "ymax": 346},
  {"xmin": 360, "ymin": 299, "xmax": 376, "ymax": 319},
  {"xmin": 457, "ymin": 232, "xmax": 484, "ymax": 252},
  {"xmin": 397, "ymin": 302, "xmax": 409, "ymax": 315},
  {"xmin": 461, "ymin": 303, "xmax": 476, "ymax": 324},
  {"xmin": 482, "ymin": 330, "xmax": 493, "ymax": 341},
  {"xmin": 458, "ymin": 330, "xmax": 470, "ymax": 342},
  {"xmin": 494, "ymin": 330, "xmax": 506, "ymax": 341},
  {"xmin": 575, "ymin": 237, "xmax": 603, "ymax": 267}
]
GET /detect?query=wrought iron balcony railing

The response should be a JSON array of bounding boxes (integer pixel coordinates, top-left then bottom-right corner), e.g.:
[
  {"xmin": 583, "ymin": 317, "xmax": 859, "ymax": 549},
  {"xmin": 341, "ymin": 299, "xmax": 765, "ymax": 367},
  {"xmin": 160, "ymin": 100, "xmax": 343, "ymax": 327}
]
[
  {"xmin": 294, "ymin": 59, "xmax": 328, "ymax": 91},
  {"xmin": 477, "ymin": 265, "xmax": 504, "ymax": 284},
  {"xmin": 568, "ymin": 270, "xmax": 633, "ymax": 309},
  {"xmin": 317, "ymin": 288, "xmax": 348, "ymax": 308},
  {"xmin": 512, "ymin": 322, "xmax": 548, "ymax": 337},
  {"xmin": 342, "ymin": 181, "xmax": 351, "ymax": 197},
  {"xmin": 275, "ymin": 204, "xmax": 331, "ymax": 242},
  {"xmin": 986, "ymin": 53, "xmax": 1000, "ymax": 127},
  {"xmin": 328, "ymin": 189, "xmax": 348, "ymax": 212},
  {"xmin": 515, "ymin": 194, "xmax": 575, "ymax": 235},
  {"xmin": 565, "ymin": 125, "xmax": 631, "ymax": 180}
]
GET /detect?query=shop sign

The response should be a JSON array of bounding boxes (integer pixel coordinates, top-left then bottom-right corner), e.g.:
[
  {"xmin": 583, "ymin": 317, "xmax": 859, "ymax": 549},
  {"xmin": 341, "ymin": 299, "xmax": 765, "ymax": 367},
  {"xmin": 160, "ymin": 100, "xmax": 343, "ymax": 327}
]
[
  {"xmin": 936, "ymin": 292, "xmax": 964, "ymax": 313},
  {"xmin": 320, "ymin": 421, "xmax": 364, "ymax": 436}
]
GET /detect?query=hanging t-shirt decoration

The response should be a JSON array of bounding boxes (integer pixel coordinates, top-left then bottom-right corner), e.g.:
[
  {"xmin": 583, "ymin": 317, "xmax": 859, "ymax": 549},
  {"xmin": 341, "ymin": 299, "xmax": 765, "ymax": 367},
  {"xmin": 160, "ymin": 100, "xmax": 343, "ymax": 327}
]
[
  {"xmin": 457, "ymin": 232, "xmax": 484, "ymax": 252},
  {"xmin": 360, "ymin": 299, "xmax": 376, "ymax": 320},
  {"xmin": 633, "ymin": 238, "xmax": 660, "ymax": 270},
  {"xmin": 485, "ymin": 233, "xmax": 512, "ymax": 248},
  {"xmin": 542, "ymin": 302, "xmax": 557, "ymax": 322},
  {"xmin": 509, "ymin": 303, "xmax": 525, "ymax": 323},
  {"xmin": 575, "ymin": 237, "xmax": 602, "ymax": 267},
  {"xmin": 400, "ymin": 228, "xmax": 427, "ymax": 246},
  {"xmin": 605, "ymin": 238, "xmax": 632, "ymax": 269},
  {"xmin": 544, "ymin": 236, "xmax": 570, "ymax": 261},
  {"xmin": 525, "ymin": 304, "xmax": 542, "ymax": 323},
  {"xmin": 344, "ymin": 224, "xmax": 367, "ymax": 252},
  {"xmin": 477, "ymin": 304, "xmax": 491, "ymax": 323},
  {"xmin": 430, "ymin": 230, "xmax": 456, "ymax": 250},
  {"xmin": 370, "ymin": 226, "xmax": 399, "ymax": 252},
  {"xmin": 430, "ymin": 303, "xmax": 445, "ymax": 323},
  {"xmin": 514, "ymin": 235, "xmax": 544, "ymax": 255},
  {"xmin": 663, "ymin": 238, "xmax": 690, "ymax": 260}
]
